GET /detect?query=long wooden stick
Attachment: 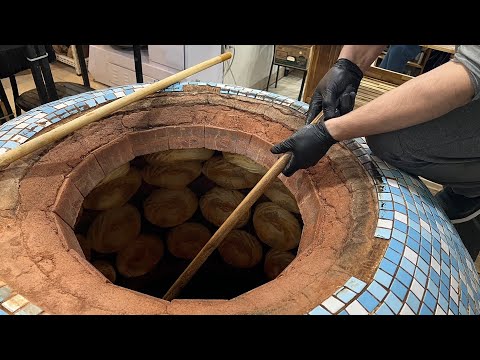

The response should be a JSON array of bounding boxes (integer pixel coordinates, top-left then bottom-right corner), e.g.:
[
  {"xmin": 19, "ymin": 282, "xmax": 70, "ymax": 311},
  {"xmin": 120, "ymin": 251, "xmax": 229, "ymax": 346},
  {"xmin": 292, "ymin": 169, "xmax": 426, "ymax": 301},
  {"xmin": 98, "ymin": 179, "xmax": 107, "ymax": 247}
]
[
  {"xmin": 0, "ymin": 52, "xmax": 233, "ymax": 168},
  {"xmin": 163, "ymin": 112, "xmax": 325, "ymax": 300}
]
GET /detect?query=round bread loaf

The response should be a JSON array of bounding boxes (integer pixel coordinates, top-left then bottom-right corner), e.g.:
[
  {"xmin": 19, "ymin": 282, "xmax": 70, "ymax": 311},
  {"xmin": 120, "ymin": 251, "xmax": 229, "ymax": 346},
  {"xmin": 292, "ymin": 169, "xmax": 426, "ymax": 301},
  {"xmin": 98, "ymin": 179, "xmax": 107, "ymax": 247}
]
[
  {"xmin": 145, "ymin": 148, "xmax": 214, "ymax": 165},
  {"xmin": 200, "ymin": 187, "xmax": 250, "ymax": 228},
  {"xmin": 116, "ymin": 234, "xmax": 165, "ymax": 278},
  {"xmin": 218, "ymin": 230, "xmax": 263, "ymax": 268},
  {"xmin": 83, "ymin": 167, "xmax": 142, "ymax": 210},
  {"xmin": 141, "ymin": 161, "xmax": 202, "ymax": 189},
  {"xmin": 92, "ymin": 260, "xmax": 117, "ymax": 283},
  {"xmin": 253, "ymin": 202, "xmax": 301, "ymax": 250},
  {"xmin": 202, "ymin": 156, "xmax": 261, "ymax": 189},
  {"xmin": 264, "ymin": 248, "xmax": 295, "ymax": 280},
  {"xmin": 167, "ymin": 223, "xmax": 211, "ymax": 260},
  {"xmin": 223, "ymin": 152, "xmax": 268, "ymax": 175},
  {"xmin": 87, "ymin": 204, "xmax": 141, "ymax": 253},
  {"xmin": 97, "ymin": 163, "xmax": 130, "ymax": 187},
  {"xmin": 144, "ymin": 188, "xmax": 198, "ymax": 227},
  {"xmin": 264, "ymin": 179, "xmax": 300, "ymax": 214}
]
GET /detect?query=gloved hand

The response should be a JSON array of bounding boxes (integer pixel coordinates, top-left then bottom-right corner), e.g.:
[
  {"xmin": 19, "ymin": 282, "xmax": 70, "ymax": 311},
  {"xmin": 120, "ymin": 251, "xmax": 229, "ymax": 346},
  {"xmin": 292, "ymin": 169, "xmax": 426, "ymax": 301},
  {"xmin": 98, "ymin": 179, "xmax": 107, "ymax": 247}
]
[
  {"xmin": 270, "ymin": 121, "xmax": 338, "ymax": 177},
  {"xmin": 306, "ymin": 58, "xmax": 363, "ymax": 124}
]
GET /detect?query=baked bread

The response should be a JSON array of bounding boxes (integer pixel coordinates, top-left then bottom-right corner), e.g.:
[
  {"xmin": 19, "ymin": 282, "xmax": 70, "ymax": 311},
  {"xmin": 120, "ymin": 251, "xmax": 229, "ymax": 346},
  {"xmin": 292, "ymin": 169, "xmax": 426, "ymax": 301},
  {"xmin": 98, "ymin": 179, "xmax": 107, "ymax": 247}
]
[
  {"xmin": 76, "ymin": 234, "xmax": 92, "ymax": 261},
  {"xmin": 87, "ymin": 204, "xmax": 141, "ymax": 253},
  {"xmin": 253, "ymin": 202, "xmax": 301, "ymax": 250},
  {"xmin": 218, "ymin": 230, "xmax": 263, "ymax": 268},
  {"xmin": 223, "ymin": 152, "xmax": 268, "ymax": 175},
  {"xmin": 264, "ymin": 248, "xmax": 295, "ymax": 280},
  {"xmin": 83, "ymin": 167, "xmax": 142, "ymax": 210},
  {"xmin": 97, "ymin": 163, "xmax": 130, "ymax": 187},
  {"xmin": 141, "ymin": 161, "xmax": 202, "ymax": 189},
  {"xmin": 144, "ymin": 188, "xmax": 198, "ymax": 227},
  {"xmin": 264, "ymin": 179, "xmax": 300, "ymax": 214},
  {"xmin": 116, "ymin": 234, "xmax": 165, "ymax": 278},
  {"xmin": 200, "ymin": 187, "xmax": 250, "ymax": 228},
  {"xmin": 145, "ymin": 148, "xmax": 214, "ymax": 165},
  {"xmin": 167, "ymin": 222, "xmax": 211, "ymax": 260},
  {"xmin": 92, "ymin": 260, "xmax": 117, "ymax": 283},
  {"xmin": 202, "ymin": 156, "xmax": 261, "ymax": 189}
]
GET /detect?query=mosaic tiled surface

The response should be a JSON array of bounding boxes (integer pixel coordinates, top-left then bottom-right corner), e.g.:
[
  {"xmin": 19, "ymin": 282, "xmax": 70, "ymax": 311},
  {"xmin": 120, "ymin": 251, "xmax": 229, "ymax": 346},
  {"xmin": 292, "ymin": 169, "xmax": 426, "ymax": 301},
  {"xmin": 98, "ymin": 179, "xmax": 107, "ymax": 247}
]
[
  {"xmin": 1, "ymin": 82, "xmax": 478, "ymax": 315},
  {"xmin": 0, "ymin": 279, "xmax": 45, "ymax": 315}
]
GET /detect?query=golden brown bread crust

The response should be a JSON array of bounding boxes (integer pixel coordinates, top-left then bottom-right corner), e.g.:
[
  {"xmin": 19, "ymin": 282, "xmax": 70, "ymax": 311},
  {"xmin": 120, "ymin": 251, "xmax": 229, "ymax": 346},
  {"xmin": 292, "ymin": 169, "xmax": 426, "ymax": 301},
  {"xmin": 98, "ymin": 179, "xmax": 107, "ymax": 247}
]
[
  {"xmin": 202, "ymin": 156, "xmax": 261, "ymax": 189},
  {"xmin": 87, "ymin": 204, "xmax": 141, "ymax": 253},
  {"xmin": 141, "ymin": 161, "xmax": 202, "ymax": 189},
  {"xmin": 218, "ymin": 230, "xmax": 263, "ymax": 268},
  {"xmin": 83, "ymin": 167, "xmax": 142, "ymax": 210},
  {"xmin": 264, "ymin": 248, "xmax": 295, "ymax": 280},
  {"xmin": 144, "ymin": 148, "xmax": 214, "ymax": 165},
  {"xmin": 253, "ymin": 202, "xmax": 301, "ymax": 250},
  {"xmin": 167, "ymin": 222, "xmax": 211, "ymax": 260},
  {"xmin": 116, "ymin": 234, "xmax": 165, "ymax": 278},
  {"xmin": 144, "ymin": 188, "xmax": 198, "ymax": 227},
  {"xmin": 200, "ymin": 187, "xmax": 250, "ymax": 228}
]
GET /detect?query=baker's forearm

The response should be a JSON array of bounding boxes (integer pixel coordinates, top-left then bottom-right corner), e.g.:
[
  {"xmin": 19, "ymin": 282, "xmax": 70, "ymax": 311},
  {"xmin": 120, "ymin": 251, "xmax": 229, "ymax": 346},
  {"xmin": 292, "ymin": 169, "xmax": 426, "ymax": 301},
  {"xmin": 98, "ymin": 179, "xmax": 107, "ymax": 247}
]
[
  {"xmin": 339, "ymin": 45, "xmax": 386, "ymax": 72},
  {"xmin": 326, "ymin": 61, "xmax": 475, "ymax": 141}
]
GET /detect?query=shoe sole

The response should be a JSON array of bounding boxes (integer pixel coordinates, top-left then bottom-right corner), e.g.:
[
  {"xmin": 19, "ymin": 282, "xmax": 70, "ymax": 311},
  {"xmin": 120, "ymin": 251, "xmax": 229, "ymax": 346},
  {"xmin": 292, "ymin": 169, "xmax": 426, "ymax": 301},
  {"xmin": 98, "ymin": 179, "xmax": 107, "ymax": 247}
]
[{"xmin": 451, "ymin": 207, "xmax": 480, "ymax": 224}]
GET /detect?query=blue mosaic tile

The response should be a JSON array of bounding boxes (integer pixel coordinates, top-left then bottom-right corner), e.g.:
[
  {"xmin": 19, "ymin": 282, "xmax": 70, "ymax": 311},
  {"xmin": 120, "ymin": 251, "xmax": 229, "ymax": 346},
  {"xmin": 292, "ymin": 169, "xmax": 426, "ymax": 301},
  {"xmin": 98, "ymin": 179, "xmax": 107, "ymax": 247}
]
[
  {"xmin": 375, "ymin": 269, "xmax": 393, "ymax": 288},
  {"xmin": 379, "ymin": 201, "xmax": 394, "ymax": 211},
  {"xmin": 338, "ymin": 310, "xmax": 349, "ymax": 315},
  {"xmin": 391, "ymin": 229, "xmax": 407, "ymax": 243},
  {"xmin": 417, "ymin": 257, "xmax": 430, "ymax": 276},
  {"xmin": 394, "ymin": 203, "xmax": 407, "ymax": 214},
  {"xmin": 396, "ymin": 268, "xmax": 413, "ymax": 287},
  {"xmin": 390, "ymin": 279, "xmax": 408, "ymax": 301},
  {"xmin": 427, "ymin": 280, "xmax": 439, "ymax": 298},
  {"xmin": 0, "ymin": 309, "xmax": 7, "ymax": 315},
  {"xmin": 375, "ymin": 227, "xmax": 392, "ymax": 240},
  {"xmin": 430, "ymin": 269, "xmax": 441, "ymax": 287},
  {"xmin": 344, "ymin": 277, "xmax": 367, "ymax": 293},
  {"xmin": 379, "ymin": 258, "xmax": 397, "ymax": 276},
  {"xmin": 357, "ymin": 291, "xmax": 379, "ymax": 312},
  {"xmin": 385, "ymin": 248, "xmax": 402, "ymax": 265},
  {"xmin": 423, "ymin": 290, "xmax": 437, "ymax": 310},
  {"xmin": 367, "ymin": 281, "xmax": 388, "ymax": 302},
  {"xmin": 400, "ymin": 257, "xmax": 416, "ymax": 276},
  {"xmin": 406, "ymin": 237, "xmax": 420, "ymax": 253},
  {"xmin": 394, "ymin": 220, "xmax": 407, "ymax": 234},
  {"xmin": 375, "ymin": 304, "xmax": 394, "ymax": 315},
  {"xmin": 438, "ymin": 293, "xmax": 449, "ymax": 312},
  {"xmin": 86, "ymin": 99, "xmax": 96, "ymax": 107},
  {"xmin": 379, "ymin": 210, "xmax": 394, "ymax": 220},
  {"xmin": 419, "ymin": 304, "xmax": 433, "ymax": 315},
  {"xmin": 335, "ymin": 287, "xmax": 356, "ymax": 303},
  {"xmin": 406, "ymin": 292, "xmax": 421, "ymax": 313},
  {"xmin": 309, "ymin": 306, "xmax": 331, "ymax": 315},
  {"xmin": 408, "ymin": 228, "xmax": 421, "ymax": 242},
  {"xmin": 384, "ymin": 292, "xmax": 402, "ymax": 314},
  {"xmin": 0, "ymin": 286, "xmax": 12, "ymax": 302}
]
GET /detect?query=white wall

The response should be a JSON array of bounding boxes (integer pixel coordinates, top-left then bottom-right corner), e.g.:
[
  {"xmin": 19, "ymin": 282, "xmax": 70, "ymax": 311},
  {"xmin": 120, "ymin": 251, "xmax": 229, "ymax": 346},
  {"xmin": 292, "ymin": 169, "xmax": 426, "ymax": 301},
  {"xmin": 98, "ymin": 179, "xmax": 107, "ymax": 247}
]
[{"xmin": 223, "ymin": 45, "xmax": 283, "ymax": 89}]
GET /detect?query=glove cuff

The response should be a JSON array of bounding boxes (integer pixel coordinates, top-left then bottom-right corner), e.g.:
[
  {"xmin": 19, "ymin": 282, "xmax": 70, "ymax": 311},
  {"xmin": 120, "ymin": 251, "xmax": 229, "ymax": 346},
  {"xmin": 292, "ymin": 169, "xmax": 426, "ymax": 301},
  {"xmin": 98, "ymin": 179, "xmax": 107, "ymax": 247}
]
[
  {"xmin": 335, "ymin": 58, "xmax": 364, "ymax": 80},
  {"xmin": 313, "ymin": 121, "xmax": 338, "ymax": 145}
]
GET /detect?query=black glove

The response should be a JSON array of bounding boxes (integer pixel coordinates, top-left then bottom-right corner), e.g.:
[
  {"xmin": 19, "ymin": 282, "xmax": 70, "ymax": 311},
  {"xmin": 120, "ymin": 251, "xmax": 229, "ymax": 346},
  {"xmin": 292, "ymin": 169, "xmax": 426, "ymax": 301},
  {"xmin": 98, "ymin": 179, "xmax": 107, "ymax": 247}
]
[
  {"xmin": 306, "ymin": 58, "xmax": 363, "ymax": 124},
  {"xmin": 270, "ymin": 121, "xmax": 338, "ymax": 177}
]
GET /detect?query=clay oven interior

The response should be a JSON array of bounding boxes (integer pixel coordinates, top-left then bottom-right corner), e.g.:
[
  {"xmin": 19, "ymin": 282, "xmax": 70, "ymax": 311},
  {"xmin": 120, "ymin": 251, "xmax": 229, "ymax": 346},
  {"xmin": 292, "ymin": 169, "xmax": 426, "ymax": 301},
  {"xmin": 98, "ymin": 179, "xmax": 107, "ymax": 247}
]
[{"xmin": 4, "ymin": 86, "xmax": 385, "ymax": 314}]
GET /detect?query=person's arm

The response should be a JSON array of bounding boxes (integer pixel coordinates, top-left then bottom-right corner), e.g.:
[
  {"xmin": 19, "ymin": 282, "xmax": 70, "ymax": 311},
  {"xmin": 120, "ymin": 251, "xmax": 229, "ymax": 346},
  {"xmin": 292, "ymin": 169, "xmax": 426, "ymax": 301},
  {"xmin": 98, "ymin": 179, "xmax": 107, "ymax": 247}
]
[
  {"xmin": 338, "ymin": 45, "xmax": 387, "ymax": 72},
  {"xmin": 272, "ymin": 45, "xmax": 479, "ymax": 177},
  {"xmin": 325, "ymin": 60, "xmax": 474, "ymax": 140}
]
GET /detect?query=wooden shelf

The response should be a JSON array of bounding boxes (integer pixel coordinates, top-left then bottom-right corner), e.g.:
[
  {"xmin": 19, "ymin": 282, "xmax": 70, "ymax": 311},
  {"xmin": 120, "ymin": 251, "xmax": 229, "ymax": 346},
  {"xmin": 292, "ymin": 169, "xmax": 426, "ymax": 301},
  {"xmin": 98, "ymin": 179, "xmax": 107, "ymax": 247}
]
[{"xmin": 54, "ymin": 45, "xmax": 89, "ymax": 76}]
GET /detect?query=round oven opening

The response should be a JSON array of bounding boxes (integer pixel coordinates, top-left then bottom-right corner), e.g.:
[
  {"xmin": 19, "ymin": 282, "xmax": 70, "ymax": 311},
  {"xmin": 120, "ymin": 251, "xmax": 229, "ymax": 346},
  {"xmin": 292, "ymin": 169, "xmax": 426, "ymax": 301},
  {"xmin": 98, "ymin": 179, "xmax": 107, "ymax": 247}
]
[{"xmin": 73, "ymin": 148, "xmax": 303, "ymax": 300}]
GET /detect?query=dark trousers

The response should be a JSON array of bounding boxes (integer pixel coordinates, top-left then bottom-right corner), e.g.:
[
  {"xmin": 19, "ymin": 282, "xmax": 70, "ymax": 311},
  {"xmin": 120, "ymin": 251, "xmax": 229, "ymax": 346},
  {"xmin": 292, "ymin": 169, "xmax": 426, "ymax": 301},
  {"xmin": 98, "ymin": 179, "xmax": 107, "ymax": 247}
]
[
  {"xmin": 366, "ymin": 99, "xmax": 480, "ymax": 198},
  {"xmin": 379, "ymin": 45, "xmax": 422, "ymax": 73}
]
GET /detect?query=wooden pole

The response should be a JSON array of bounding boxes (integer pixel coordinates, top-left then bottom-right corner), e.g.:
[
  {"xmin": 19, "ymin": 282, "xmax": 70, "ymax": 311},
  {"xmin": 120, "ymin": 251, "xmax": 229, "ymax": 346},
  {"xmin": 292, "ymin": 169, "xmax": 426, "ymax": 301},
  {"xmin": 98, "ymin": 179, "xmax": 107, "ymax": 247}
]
[
  {"xmin": 163, "ymin": 112, "xmax": 325, "ymax": 301},
  {"xmin": 0, "ymin": 52, "xmax": 233, "ymax": 168}
]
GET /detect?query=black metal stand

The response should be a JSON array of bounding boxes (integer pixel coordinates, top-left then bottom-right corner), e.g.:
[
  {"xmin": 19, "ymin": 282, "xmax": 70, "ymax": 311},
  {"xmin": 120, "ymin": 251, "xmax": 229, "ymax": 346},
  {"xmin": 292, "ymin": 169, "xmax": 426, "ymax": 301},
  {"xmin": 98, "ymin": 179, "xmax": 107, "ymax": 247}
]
[
  {"xmin": 133, "ymin": 45, "xmax": 144, "ymax": 83},
  {"xmin": 265, "ymin": 45, "xmax": 308, "ymax": 101}
]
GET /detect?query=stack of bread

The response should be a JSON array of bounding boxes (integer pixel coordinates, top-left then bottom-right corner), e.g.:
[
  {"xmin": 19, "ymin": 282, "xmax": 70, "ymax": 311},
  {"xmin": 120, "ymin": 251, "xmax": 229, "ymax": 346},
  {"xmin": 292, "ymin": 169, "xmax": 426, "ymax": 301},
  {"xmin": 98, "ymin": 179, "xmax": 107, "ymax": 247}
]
[{"xmin": 74, "ymin": 148, "xmax": 301, "ymax": 289}]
